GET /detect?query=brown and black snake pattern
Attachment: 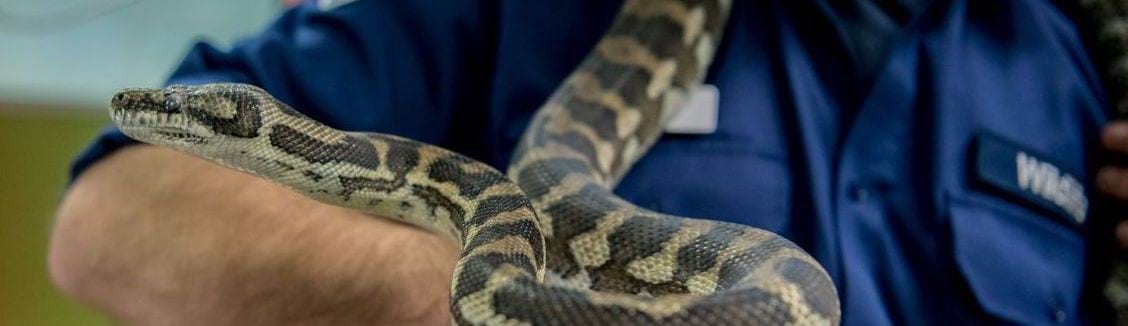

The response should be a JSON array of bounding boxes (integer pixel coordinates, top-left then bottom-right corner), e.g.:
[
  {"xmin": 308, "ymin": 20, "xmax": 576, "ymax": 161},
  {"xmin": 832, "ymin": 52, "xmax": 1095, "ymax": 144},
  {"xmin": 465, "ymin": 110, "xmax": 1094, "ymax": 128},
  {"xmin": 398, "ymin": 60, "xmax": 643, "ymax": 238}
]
[{"xmin": 106, "ymin": 0, "xmax": 843, "ymax": 324}]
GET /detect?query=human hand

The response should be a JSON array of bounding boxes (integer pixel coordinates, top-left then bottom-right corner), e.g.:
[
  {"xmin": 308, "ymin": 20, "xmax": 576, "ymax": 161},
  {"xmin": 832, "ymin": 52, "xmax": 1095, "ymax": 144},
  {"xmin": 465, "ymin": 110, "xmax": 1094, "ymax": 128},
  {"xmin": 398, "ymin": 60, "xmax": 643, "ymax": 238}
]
[{"xmin": 1099, "ymin": 122, "xmax": 1128, "ymax": 249}]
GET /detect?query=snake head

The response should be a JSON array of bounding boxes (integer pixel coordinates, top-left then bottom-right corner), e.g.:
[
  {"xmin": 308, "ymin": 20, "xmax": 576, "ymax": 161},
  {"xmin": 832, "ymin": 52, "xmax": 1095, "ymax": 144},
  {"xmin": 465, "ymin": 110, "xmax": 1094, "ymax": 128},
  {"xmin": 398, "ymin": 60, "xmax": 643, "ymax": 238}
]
[{"xmin": 110, "ymin": 83, "xmax": 278, "ymax": 149}]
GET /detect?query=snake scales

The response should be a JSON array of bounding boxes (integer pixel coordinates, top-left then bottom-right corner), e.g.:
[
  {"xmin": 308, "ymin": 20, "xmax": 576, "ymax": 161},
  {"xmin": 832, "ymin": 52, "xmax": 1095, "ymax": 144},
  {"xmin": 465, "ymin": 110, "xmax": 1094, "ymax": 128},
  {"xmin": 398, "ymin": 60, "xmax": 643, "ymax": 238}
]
[
  {"xmin": 108, "ymin": 0, "xmax": 840, "ymax": 324},
  {"xmin": 103, "ymin": 0, "xmax": 1128, "ymax": 324}
]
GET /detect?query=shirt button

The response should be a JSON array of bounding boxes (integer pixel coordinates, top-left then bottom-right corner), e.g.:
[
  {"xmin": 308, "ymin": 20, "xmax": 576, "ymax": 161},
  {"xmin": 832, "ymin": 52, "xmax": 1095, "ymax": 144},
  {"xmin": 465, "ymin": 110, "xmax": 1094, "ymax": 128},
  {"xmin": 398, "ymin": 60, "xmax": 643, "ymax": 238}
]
[
  {"xmin": 1053, "ymin": 309, "xmax": 1066, "ymax": 323},
  {"xmin": 848, "ymin": 184, "xmax": 869, "ymax": 202},
  {"xmin": 1050, "ymin": 299, "xmax": 1066, "ymax": 323}
]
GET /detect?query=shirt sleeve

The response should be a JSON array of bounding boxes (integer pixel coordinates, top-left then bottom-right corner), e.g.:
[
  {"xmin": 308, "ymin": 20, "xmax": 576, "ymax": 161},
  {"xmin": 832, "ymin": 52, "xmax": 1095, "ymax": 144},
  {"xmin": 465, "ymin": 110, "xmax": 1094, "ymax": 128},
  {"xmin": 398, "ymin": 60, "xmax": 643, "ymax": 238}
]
[{"xmin": 69, "ymin": 0, "xmax": 497, "ymax": 181}]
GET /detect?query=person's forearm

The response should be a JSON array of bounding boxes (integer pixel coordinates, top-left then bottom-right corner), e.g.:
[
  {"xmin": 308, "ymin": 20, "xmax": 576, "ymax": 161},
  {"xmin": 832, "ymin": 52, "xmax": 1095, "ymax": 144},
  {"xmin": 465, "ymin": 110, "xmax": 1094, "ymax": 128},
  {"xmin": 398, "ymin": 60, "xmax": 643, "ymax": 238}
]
[{"xmin": 48, "ymin": 146, "xmax": 458, "ymax": 325}]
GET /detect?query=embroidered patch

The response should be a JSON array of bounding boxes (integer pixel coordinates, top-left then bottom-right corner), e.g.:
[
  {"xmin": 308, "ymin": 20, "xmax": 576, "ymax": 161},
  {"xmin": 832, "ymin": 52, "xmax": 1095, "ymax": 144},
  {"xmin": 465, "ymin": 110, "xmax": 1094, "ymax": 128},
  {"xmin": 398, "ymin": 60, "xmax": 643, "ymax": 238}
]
[{"xmin": 974, "ymin": 134, "xmax": 1088, "ymax": 224}]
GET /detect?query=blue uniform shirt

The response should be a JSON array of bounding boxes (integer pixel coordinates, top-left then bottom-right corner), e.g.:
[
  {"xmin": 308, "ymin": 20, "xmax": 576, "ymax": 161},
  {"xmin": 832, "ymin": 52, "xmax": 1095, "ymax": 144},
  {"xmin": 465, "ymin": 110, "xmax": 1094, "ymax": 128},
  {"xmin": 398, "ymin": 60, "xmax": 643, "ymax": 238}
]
[{"xmin": 71, "ymin": 0, "xmax": 1114, "ymax": 324}]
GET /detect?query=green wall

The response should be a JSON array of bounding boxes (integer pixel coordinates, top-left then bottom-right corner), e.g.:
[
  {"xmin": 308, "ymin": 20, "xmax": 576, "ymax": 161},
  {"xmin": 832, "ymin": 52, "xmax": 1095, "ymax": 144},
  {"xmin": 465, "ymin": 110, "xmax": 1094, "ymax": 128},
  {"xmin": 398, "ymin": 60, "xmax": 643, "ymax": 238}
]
[
  {"xmin": 0, "ymin": 110, "xmax": 112, "ymax": 325},
  {"xmin": 0, "ymin": 1, "xmax": 281, "ymax": 322}
]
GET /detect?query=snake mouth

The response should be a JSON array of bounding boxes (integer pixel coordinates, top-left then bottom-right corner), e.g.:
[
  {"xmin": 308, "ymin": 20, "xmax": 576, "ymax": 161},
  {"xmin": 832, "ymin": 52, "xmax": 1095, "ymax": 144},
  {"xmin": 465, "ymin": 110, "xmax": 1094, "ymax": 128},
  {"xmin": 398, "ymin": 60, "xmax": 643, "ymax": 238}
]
[{"xmin": 110, "ymin": 110, "xmax": 209, "ymax": 145}]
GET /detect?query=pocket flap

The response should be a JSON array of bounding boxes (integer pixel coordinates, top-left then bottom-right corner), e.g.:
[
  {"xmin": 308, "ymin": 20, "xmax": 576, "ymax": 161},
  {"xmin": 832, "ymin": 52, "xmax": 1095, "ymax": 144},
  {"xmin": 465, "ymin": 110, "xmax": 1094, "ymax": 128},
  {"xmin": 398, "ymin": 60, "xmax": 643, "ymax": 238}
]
[{"xmin": 949, "ymin": 196, "xmax": 1084, "ymax": 324}]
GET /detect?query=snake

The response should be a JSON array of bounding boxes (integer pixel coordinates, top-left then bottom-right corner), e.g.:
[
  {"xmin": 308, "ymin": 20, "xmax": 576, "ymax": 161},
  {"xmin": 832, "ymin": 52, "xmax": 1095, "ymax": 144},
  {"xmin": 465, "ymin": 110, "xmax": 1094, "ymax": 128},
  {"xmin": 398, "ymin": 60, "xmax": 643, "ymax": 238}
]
[{"xmin": 107, "ymin": 0, "xmax": 842, "ymax": 324}]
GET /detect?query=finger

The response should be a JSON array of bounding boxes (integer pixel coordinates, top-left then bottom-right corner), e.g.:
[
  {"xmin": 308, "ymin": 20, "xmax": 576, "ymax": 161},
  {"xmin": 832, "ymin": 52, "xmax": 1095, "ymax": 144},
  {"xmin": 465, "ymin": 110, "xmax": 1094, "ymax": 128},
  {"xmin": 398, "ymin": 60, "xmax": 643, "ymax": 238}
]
[
  {"xmin": 1099, "ymin": 166, "xmax": 1128, "ymax": 200},
  {"xmin": 1117, "ymin": 221, "xmax": 1128, "ymax": 250},
  {"xmin": 1102, "ymin": 122, "xmax": 1128, "ymax": 153}
]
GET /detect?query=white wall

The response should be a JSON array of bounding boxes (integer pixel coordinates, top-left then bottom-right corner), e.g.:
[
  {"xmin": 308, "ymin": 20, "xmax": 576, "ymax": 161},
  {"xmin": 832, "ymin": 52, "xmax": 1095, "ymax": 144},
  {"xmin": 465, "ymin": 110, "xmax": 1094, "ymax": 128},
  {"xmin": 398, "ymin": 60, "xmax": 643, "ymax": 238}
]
[{"xmin": 0, "ymin": 0, "xmax": 281, "ymax": 108}]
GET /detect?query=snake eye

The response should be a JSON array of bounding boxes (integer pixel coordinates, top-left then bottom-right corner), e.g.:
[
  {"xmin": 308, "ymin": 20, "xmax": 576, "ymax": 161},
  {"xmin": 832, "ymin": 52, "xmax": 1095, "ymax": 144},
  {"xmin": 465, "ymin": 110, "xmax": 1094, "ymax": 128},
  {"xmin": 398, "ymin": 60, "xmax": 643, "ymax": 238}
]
[{"xmin": 164, "ymin": 93, "xmax": 184, "ymax": 113}]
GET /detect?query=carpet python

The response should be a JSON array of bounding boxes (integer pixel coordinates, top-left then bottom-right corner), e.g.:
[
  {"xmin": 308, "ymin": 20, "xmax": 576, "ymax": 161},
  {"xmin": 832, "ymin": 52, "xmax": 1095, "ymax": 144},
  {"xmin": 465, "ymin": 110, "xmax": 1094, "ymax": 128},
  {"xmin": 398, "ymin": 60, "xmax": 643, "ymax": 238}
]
[
  {"xmin": 107, "ymin": 0, "xmax": 1128, "ymax": 324},
  {"xmin": 108, "ymin": 0, "xmax": 841, "ymax": 324}
]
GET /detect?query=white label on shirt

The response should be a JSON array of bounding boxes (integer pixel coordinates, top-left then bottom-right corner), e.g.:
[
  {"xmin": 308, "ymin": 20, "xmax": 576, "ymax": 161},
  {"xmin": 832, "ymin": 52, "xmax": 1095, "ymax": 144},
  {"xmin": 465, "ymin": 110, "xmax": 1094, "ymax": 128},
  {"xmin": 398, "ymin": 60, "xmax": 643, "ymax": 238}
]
[
  {"xmin": 1015, "ymin": 151, "xmax": 1088, "ymax": 224},
  {"xmin": 665, "ymin": 84, "xmax": 719, "ymax": 134}
]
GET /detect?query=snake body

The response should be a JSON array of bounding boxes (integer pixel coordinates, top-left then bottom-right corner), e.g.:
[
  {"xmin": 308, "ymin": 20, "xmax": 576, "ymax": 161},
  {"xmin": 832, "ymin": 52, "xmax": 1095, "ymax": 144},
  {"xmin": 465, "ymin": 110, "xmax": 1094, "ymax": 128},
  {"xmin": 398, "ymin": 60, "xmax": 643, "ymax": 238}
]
[{"xmin": 109, "ymin": 0, "xmax": 841, "ymax": 324}]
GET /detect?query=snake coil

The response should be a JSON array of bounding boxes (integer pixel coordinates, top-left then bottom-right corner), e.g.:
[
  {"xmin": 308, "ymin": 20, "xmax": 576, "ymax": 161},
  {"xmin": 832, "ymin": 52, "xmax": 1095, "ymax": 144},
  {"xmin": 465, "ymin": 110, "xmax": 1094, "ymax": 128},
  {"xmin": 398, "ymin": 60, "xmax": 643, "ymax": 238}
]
[{"xmin": 99, "ymin": 0, "xmax": 973, "ymax": 324}]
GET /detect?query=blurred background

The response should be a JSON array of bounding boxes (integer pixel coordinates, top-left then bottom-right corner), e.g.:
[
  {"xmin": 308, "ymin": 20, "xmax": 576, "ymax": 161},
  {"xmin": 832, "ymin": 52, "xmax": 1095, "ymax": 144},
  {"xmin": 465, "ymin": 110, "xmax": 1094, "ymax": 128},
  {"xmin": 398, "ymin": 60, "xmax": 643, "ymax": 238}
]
[{"xmin": 0, "ymin": 0, "xmax": 286, "ymax": 324}]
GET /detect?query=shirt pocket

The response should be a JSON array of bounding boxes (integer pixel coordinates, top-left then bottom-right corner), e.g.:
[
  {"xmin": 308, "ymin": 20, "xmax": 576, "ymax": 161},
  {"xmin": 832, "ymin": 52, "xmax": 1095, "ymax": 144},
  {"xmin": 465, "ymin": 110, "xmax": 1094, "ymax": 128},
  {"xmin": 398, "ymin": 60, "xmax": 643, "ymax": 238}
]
[
  {"xmin": 947, "ymin": 192, "xmax": 1085, "ymax": 325},
  {"xmin": 614, "ymin": 139, "xmax": 792, "ymax": 230}
]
